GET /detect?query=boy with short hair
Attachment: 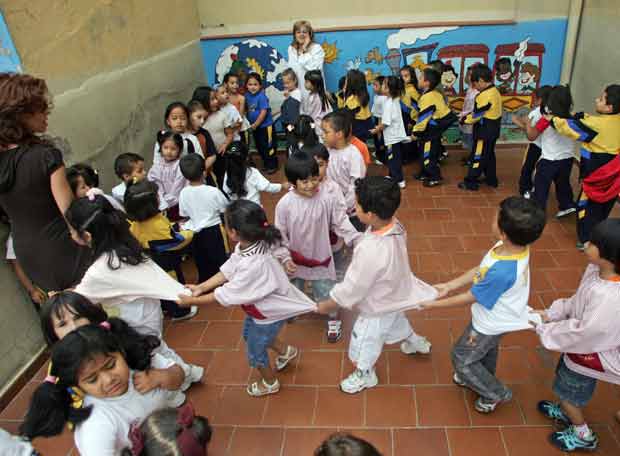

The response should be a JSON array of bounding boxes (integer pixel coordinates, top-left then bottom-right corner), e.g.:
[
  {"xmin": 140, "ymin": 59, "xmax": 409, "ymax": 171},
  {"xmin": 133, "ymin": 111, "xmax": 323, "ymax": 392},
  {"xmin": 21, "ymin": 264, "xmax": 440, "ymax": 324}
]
[
  {"xmin": 280, "ymin": 68, "xmax": 302, "ymax": 150},
  {"xmin": 318, "ymin": 176, "xmax": 436, "ymax": 393},
  {"xmin": 423, "ymin": 196, "xmax": 546, "ymax": 413},
  {"xmin": 543, "ymin": 84, "xmax": 620, "ymax": 249},
  {"xmin": 458, "ymin": 64, "xmax": 503, "ymax": 191},
  {"xmin": 275, "ymin": 151, "xmax": 360, "ymax": 342},
  {"xmin": 111, "ymin": 152, "xmax": 146, "ymax": 203}
]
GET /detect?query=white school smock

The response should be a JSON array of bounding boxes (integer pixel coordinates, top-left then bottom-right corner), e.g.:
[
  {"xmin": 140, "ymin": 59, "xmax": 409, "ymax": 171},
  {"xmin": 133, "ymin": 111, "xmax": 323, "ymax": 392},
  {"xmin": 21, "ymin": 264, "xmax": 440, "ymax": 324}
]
[
  {"xmin": 275, "ymin": 186, "xmax": 360, "ymax": 281},
  {"xmin": 74, "ymin": 354, "xmax": 184, "ymax": 456},
  {"xmin": 330, "ymin": 220, "xmax": 437, "ymax": 316},
  {"xmin": 326, "ymin": 144, "xmax": 367, "ymax": 212},
  {"xmin": 214, "ymin": 241, "xmax": 317, "ymax": 324},
  {"xmin": 222, "ymin": 167, "xmax": 281, "ymax": 207}
]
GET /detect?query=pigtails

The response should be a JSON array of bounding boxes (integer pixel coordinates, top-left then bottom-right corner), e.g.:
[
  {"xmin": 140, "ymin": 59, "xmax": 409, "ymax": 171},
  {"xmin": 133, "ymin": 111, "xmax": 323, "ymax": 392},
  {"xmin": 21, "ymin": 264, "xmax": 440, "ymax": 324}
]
[
  {"xmin": 107, "ymin": 317, "xmax": 159, "ymax": 371},
  {"xmin": 262, "ymin": 222, "xmax": 283, "ymax": 246}
]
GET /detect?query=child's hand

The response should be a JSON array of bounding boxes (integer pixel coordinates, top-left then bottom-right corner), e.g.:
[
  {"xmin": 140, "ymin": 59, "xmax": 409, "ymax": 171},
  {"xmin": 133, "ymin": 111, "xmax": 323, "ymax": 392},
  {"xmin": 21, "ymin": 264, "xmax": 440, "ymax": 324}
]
[
  {"xmin": 316, "ymin": 300, "xmax": 334, "ymax": 314},
  {"xmin": 186, "ymin": 284, "xmax": 204, "ymax": 296},
  {"xmin": 369, "ymin": 127, "xmax": 378, "ymax": 135},
  {"xmin": 30, "ymin": 288, "xmax": 47, "ymax": 305},
  {"xmin": 284, "ymin": 259, "xmax": 297, "ymax": 276},
  {"xmin": 530, "ymin": 309, "xmax": 549, "ymax": 324},
  {"xmin": 417, "ymin": 300, "xmax": 434, "ymax": 309},
  {"xmin": 410, "ymin": 134, "xmax": 418, "ymax": 140},
  {"xmin": 283, "ymin": 90, "xmax": 289, "ymax": 98},
  {"xmin": 433, "ymin": 283, "xmax": 452, "ymax": 298},
  {"xmin": 133, "ymin": 371, "xmax": 159, "ymax": 394},
  {"xmin": 282, "ymin": 181, "xmax": 292, "ymax": 191},
  {"xmin": 177, "ymin": 293, "xmax": 196, "ymax": 306},
  {"xmin": 217, "ymin": 144, "xmax": 227, "ymax": 155}
]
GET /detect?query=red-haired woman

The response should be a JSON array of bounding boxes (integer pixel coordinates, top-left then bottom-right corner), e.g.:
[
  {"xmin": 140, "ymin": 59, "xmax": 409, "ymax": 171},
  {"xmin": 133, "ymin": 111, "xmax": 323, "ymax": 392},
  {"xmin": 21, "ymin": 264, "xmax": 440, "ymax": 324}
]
[{"xmin": 0, "ymin": 73, "xmax": 90, "ymax": 292}]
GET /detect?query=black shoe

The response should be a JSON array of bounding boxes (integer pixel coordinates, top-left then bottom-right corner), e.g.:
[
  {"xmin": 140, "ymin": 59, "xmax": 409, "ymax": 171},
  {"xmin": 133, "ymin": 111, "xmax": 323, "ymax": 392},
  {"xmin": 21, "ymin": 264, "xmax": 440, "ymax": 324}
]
[
  {"xmin": 414, "ymin": 174, "xmax": 429, "ymax": 181},
  {"xmin": 423, "ymin": 179, "xmax": 443, "ymax": 187},
  {"xmin": 458, "ymin": 181, "xmax": 479, "ymax": 191}
]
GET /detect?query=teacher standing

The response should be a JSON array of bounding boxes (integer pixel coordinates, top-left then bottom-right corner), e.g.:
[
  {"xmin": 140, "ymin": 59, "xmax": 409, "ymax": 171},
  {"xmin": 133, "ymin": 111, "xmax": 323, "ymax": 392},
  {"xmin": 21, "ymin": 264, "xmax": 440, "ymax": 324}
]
[
  {"xmin": 0, "ymin": 73, "xmax": 90, "ymax": 292},
  {"xmin": 287, "ymin": 20, "xmax": 325, "ymax": 98}
]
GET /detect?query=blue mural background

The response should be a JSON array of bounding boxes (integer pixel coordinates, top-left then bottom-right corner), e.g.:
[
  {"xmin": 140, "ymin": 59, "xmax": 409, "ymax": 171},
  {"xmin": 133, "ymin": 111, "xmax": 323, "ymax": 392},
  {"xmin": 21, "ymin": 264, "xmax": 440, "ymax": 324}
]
[{"xmin": 0, "ymin": 11, "xmax": 21, "ymax": 73}]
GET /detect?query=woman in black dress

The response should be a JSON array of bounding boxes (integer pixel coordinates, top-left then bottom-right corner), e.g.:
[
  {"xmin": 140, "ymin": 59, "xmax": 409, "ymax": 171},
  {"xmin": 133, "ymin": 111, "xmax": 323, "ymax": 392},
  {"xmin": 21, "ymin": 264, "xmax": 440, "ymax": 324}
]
[{"xmin": 0, "ymin": 73, "xmax": 90, "ymax": 292}]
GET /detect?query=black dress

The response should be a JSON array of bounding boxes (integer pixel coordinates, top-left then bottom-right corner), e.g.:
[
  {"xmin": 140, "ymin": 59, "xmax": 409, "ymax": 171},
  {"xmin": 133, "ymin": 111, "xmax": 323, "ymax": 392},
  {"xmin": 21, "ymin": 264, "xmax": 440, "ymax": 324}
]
[{"xmin": 0, "ymin": 143, "xmax": 90, "ymax": 291}]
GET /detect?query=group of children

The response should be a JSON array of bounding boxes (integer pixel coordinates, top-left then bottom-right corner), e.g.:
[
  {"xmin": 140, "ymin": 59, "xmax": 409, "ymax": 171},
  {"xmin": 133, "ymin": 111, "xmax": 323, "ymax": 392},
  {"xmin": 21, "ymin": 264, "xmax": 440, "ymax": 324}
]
[{"xmin": 3, "ymin": 62, "xmax": 620, "ymax": 454}]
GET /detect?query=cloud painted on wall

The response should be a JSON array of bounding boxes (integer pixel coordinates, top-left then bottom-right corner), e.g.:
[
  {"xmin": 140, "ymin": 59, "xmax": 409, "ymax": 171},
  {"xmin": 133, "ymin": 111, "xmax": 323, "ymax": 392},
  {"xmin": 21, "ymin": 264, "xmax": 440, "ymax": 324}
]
[
  {"xmin": 215, "ymin": 44, "xmax": 239, "ymax": 84},
  {"xmin": 386, "ymin": 26, "xmax": 459, "ymax": 49}
]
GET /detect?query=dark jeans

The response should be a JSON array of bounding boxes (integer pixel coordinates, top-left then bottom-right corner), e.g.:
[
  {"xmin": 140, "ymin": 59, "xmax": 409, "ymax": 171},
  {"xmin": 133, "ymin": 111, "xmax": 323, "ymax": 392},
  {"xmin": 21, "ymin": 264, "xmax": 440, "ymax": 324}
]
[
  {"xmin": 576, "ymin": 188, "xmax": 617, "ymax": 243},
  {"xmin": 533, "ymin": 158, "xmax": 575, "ymax": 212},
  {"xmin": 451, "ymin": 323, "xmax": 512, "ymax": 402},
  {"xmin": 518, "ymin": 143, "xmax": 542, "ymax": 195},
  {"xmin": 193, "ymin": 224, "xmax": 229, "ymax": 282},
  {"xmin": 252, "ymin": 125, "xmax": 278, "ymax": 171},
  {"xmin": 464, "ymin": 136, "xmax": 499, "ymax": 189},
  {"xmin": 386, "ymin": 142, "xmax": 404, "ymax": 183}
]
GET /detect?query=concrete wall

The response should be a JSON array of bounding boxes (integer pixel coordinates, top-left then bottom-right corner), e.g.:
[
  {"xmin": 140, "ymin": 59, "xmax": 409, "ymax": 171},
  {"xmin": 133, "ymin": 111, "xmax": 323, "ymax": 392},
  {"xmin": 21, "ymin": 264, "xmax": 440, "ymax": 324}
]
[
  {"xmin": 0, "ymin": 0, "xmax": 205, "ymax": 393},
  {"xmin": 570, "ymin": 0, "xmax": 620, "ymax": 112}
]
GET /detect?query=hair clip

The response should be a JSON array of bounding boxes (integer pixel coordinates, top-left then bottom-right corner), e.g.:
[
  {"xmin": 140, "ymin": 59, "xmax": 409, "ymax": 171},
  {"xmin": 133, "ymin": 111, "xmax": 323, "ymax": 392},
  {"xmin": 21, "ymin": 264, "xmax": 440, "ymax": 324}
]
[
  {"xmin": 99, "ymin": 321, "xmax": 111, "ymax": 330},
  {"xmin": 44, "ymin": 375, "xmax": 58, "ymax": 384}
]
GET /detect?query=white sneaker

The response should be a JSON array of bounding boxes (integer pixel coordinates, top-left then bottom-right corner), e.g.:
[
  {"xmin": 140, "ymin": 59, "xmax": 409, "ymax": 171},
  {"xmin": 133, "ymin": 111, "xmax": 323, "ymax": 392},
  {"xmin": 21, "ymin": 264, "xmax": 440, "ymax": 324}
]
[
  {"xmin": 523, "ymin": 191, "xmax": 531, "ymax": 199},
  {"xmin": 189, "ymin": 364, "xmax": 204, "ymax": 383},
  {"xmin": 400, "ymin": 335, "xmax": 432, "ymax": 355},
  {"xmin": 555, "ymin": 207, "xmax": 576, "ymax": 218},
  {"xmin": 340, "ymin": 369, "xmax": 378, "ymax": 394},
  {"xmin": 398, "ymin": 180, "xmax": 406, "ymax": 189}
]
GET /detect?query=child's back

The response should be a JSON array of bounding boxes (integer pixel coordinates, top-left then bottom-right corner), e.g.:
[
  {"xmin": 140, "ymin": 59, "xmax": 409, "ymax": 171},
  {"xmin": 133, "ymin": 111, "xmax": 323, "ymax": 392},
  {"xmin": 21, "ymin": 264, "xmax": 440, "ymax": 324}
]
[
  {"xmin": 223, "ymin": 166, "xmax": 282, "ymax": 207},
  {"xmin": 326, "ymin": 143, "xmax": 366, "ymax": 211},
  {"xmin": 179, "ymin": 183, "xmax": 228, "ymax": 232}
]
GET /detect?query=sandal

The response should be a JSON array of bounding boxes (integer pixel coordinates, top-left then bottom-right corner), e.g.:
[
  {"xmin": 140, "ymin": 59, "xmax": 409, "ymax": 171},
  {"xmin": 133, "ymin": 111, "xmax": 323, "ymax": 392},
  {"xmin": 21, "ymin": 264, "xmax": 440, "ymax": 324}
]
[
  {"xmin": 247, "ymin": 379, "xmax": 280, "ymax": 397},
  {"xmin": 275, "ymin": 345, "xmax": 298, "ymax": 371}
]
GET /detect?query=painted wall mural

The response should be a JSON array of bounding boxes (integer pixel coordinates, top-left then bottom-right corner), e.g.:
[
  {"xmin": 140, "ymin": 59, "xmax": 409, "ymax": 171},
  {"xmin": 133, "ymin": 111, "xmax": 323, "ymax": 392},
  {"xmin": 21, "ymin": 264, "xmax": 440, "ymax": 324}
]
[
  {"xmin": 201, "ymin": 19, "xmax": 567, "ymax": 143},
  {"xmin": 0, "ymin": 11, "xmax": 21, "ymax": 73}
]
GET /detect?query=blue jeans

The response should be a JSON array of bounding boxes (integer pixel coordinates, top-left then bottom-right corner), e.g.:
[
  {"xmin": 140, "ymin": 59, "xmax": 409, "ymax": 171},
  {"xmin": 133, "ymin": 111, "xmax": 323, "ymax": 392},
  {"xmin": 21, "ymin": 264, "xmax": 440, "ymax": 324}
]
[
  {"xmin": 553, "ymin": 356, "xmax": 597, "ymax": 407},
  {"xmin": 242, "ymin": 317, "xmax": 284, "ymax": 368}
]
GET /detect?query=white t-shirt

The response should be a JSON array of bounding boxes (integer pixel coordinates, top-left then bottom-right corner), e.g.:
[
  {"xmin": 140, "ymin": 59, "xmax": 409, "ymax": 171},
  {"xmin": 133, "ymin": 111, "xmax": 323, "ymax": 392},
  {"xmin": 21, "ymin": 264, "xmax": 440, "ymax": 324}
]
[
  {"xmin": 204, "ymin": 109, "xmax": 235, "ymax": 149},
  {"xmin": 470, "ymin": 242, "xmax": 533, "ymax": 335},
  {"xmin": 74, "ymin": 354, "xmax": 184, "ymax": 456},
  {"xmin": 221, "ymin": 103, "xmax": 242, "ymax": 141},
  {"xmin": 111, "ymin": 182, "xmax": 126, "ymax": 204},
  {"xmin": 222, "ymin": 168, "xmax": 282, "ymax": 207},
  {"xmin": 527, "ymin": 107, "xmax": 543, "ymax": 148},
  {"xmin": 371, "ymin": 95, "xmax": 387, "ymax": 118},
  {"xmin": 540, "ymin": 121, "xmax": 577, "ymax": 161},
  {"xmin": 381, "ymin": 97, "xmax": 408, "ymax": 146},
  {"xmin": 179, "ymin": 184, "xmax": 229, "ymax": 232}
]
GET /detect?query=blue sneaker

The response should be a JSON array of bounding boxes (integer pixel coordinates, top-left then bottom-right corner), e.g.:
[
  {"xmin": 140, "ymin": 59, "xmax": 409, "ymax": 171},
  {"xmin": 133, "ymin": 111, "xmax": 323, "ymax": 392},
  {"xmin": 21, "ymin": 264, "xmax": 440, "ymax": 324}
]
[
  {"xmin": 537, "ymin": 400, "xmax": 571, "ymax": 427},
  {"xmin": 549, "ymin": 426, "xmax": 598, "ymax": 452}
]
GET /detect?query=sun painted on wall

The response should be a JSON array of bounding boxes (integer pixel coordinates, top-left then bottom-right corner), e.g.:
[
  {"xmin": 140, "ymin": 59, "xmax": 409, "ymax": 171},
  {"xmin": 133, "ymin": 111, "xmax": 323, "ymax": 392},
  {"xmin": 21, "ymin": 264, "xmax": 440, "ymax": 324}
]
[{"xmin": 202, "ymin": 19, "xmax": 567, "ymax": 142}]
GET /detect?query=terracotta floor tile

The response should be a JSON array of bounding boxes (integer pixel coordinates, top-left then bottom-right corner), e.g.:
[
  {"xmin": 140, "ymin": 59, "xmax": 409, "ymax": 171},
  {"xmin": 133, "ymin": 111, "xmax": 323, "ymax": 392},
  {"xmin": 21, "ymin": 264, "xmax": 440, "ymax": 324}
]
[
  {"xmin": 405, "ymin": 196, "xmax": 437, "ymax": 209},
  {"xmin": 590, "ymin": 425, "xmax": 620, "ymax": 456},
  {"xmin": 469, "ymin": 219, "xmax": 494, "ymax": 234},
  {"xmin": 531, "ymin": 250, "xmax": 559, "ymax": 268},
  {"xmin": 411, "ymin": 318, "xmax": 453, "ymax": 350},
  {"xmin": 0, "ymin": 381, "xmax": 39, "ymax": 420},
  {"xmin": 294, "ymin": 351, "xmax": 343, "ymax": 386},
  {"xmin": 428, "ymin": 235, "xmax": 464, "ymax": 252},
  {"xmin": 228, "ymin": 427, "xmax": 284, "ymax": 456},
  {"xmin": 417, "ymin": 252, "xmax": 453, "ymax": 273},
  {"xmin": 282, "ymin": 428, "xmax": 337, "ymax": 456},
  {"xmin": 365, "ymin": 386, "xmax": 416, "ymax": 426},
  {"xmin": 451, "ymin": 252, "xmax": 484, "ymax": 271},
  {"xmin": 199, "ymin": 321, "xmax": 243, "ymax": 349},
  {"xmin": 0, "ymin": 420, "xmax": 20, "ymax": 434},
  {"xmin": 451, "ymin": 206, "xmax": 483, "ymax": 221},
  {"xmin": 208, "ymin": 426, "xmax": 234, "ymax": 456},
  {"xmin": 432, "ymin": 350, "xmax": 456, "ymax": 385},
  {"xmin": 424, "ymin": 208, "xmax": 453, "ymax": 220},
  {"xmin": 535, "ymin": 290, "xmax": 565, "ymax": 308},
  {"xmin": 175, "ymin": 349, "xmax": 213, "ymax": 380},
  {"xmin": 443, "ymin": 221, "xmax": 474, "ymax": 235},
  {"xmin": 526, "ymin": 347, "xmax": 559, "ymax": 382},
  {"xmin": 584, "ymin": 381, "xmax": 620, "ymax": 425},
  {"xmin": 387, "ymin": 351, "xmax": 435, "ymax": 385},
  {"xmin": 163, "ymin": 321, "xmax": 208, "ymax": 349},
  {"xmin": 279, "ymin": 320, "xmax": 325, "ymax": 349},
  {"xmin": 206, "ymin": 350, "xmax": 251, "ymax": 385},
  {"xmin": 212, "ymin": 386, "xmax": 268, "ymax": 425},
  {"xmin": 314, "ymin": 387, "xmax": 364, "ymax": 426},
  {"xmin": 500, "ymin": 329, "xmax": 540, "ymax": 349},
  {"xmin": 340, "ymin": 429, "xmax": 392, "ymax": 455},
  {"xmin": 261, "ymin": 386, "xmax": 316, "ymax": 426},
  {"xmin": 447, "ymin": 428, "xmax": 507, "ymax": 456},
  {"xmin": 461, "ymin": 235, "xmax": 497, "ymax": 252},
  {"xmin": 193, "ymin": 303, "xmax": 234, "ymax": 321},
  {"xmin": 549, "ymin": 250, "xmax": 588, "ymax": 268},
  {"xmin": 545, "ymin": 268, "xmax": 584, "ymax": 291},
  {"xmin": 185, "ymin": 384, "xmax": 224, "ymax": 420},
  {"xmin": 496, "ymin": 348, "xmax": 532, "ymax": 383},
  {"xmin": 513, "ymin": 383, "xmax": 556, "ymax": 426},
  {"xmin": 416, "ymin": 385, "xmax": 470, "ymax": 426},
  {"xmin": 393, "ymin": 428, "xmax": 449, "ymax": 456},
  {"xmin": 501, "ymin": 426, "xmax": 564, "ymax": 456}
]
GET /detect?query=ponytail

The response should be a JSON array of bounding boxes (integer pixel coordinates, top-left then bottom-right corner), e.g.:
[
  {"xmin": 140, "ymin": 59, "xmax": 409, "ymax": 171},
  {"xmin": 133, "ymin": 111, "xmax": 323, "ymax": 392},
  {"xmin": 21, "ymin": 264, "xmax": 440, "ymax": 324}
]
[
  {"xmin": 224, "ymin": 141, "xmax": 249, "ymax": 198},
  {"xmin": 224, "ymin": 199, "xmax": 282, "ymax": 246},
  {"xmin": 107, "ymin": 317, "xmax": 159, "ymax": 371}
]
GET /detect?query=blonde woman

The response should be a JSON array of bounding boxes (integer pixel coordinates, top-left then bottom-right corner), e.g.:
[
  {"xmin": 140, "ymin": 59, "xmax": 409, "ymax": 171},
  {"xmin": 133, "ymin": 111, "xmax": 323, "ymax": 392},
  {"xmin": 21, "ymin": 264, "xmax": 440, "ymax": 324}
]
[{"xmin": 288, "ymin": 20, "xmax": 325, "ymax": 98}]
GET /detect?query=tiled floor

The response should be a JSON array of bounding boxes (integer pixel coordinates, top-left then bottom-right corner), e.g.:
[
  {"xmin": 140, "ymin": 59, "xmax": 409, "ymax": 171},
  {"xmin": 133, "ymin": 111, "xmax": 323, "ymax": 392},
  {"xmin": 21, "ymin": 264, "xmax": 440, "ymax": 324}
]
[{"xmin": 2, "ymin": 146, "xmax": 620, "ymax": 455}]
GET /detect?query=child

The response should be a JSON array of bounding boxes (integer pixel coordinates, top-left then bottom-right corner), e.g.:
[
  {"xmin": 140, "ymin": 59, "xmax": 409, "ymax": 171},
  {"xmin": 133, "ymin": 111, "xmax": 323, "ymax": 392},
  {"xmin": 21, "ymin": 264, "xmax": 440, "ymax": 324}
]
[
  {"xmin": 399, "ymin": 65, "xmax": 420, "ymax": 164},
  {"xmin": 20, "ymin": 324, "xmax": 185, "ymax": 455},
  {"xmin": 147, "ymin": 131, "xmax": 187, "ymax": 220},
  {"xmin": 126, "ymin": 403, "xmax": 211, "ymax": 456},
  {"xmin": 124, "ymin": 179, "xmax": 196, "ymax": 321},
  {"xmin": 514, "ymin": 85, "xmax": 576, "ymax": 216},
  {"xmin": 315, "ymin": 433, "xmax": 382, "ymax": 456},
  {"xmin": 187, "ymin": 99, "xmax": 218, "ymax": 186},
  {"xmin": 317, "ymin": 176, "xmax": 435, "ymax": 393},
  {"xmin": 290, "ymin": 114, "xmax": 320, "ymax": 154},
  {"xmin": 216, "ymin": 84, "xmax": 243, "ymax": 141},
  {"xmin": 202, "ymin": 86, "xmax": 234, "ymax": 188},
  {"xmin": 543, "ymin": 84, "xmax": 620, "ymax": 249},
  {"xmin": 275, "ymin": 152, "xmax": 360, "ymax": 342},
  {"xmin": 224, "ymin": 72, "xmax": 251, "ymax": 143},
  {"xmin": 321, "ymin": 111, "xmax": 367, "ymax": 225},
  {"xmin": 533, "ymin": 218, "xmax": 620, "ymax": 452},
  {"xmin": 512, "ymin": 85, "xmax": 550, "ymax": 195},
  {"xmin": 412, "ymin": 68, "xmax": 457, "ymax": 187},
  {"xmin": 153, "ymin": 102, "xmax": 204, "ymax": 166},
  {"xmin": 422, "ymin": 196, "xmax": 546, "ymax": 412},
  {"xmin": 245, "ymin": 72, "xmax": 278, "ymax": 174},
  {"xmin": 459, "ymin": 66, "xmax": 480, "ymax": 166},
  {"xmin": 301, "ymin": 69, "xmax": 333, "ymax": 139},
  {"xmin": 222, "ymin": 141, "xmax": 288, "ymax": 207},
  {"xmin": 178, "ymin": 199, "xmax": 316, "ymax": 397},
  {"xmin": 370, "ymin": 76, "xmax": 408, "ymax": 188},
  {"xmin": 179, "ymin": 153, "xmax": 230, "ymax": 283},
  {"xmin": 40, "ymin": 291, "xmax": 190, "ymax": 394},
  {"xmin": 458, "ymin": 64, "xmax": 503, "ymax": 191},
  {"xmin": 66, "ymin": 195, "xmax": 203, "ymax": 385},
  {"xmin": 343, "ymin": 69, "xmax": 373, "ymax": 143},
  {"xmin": 280, "ymin": 68, "xmax": 302, "ymax": 149},
  {"xmin": 66, "ymin": 163, "xmax": 124, "ymax": 211},
  {"xmin": 370, "ymin": 75, "xmax": 387, "ymax": 163},
  {"xmin": 111, "ymin": 153, "xmax": 146, "ymax": 204}
]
